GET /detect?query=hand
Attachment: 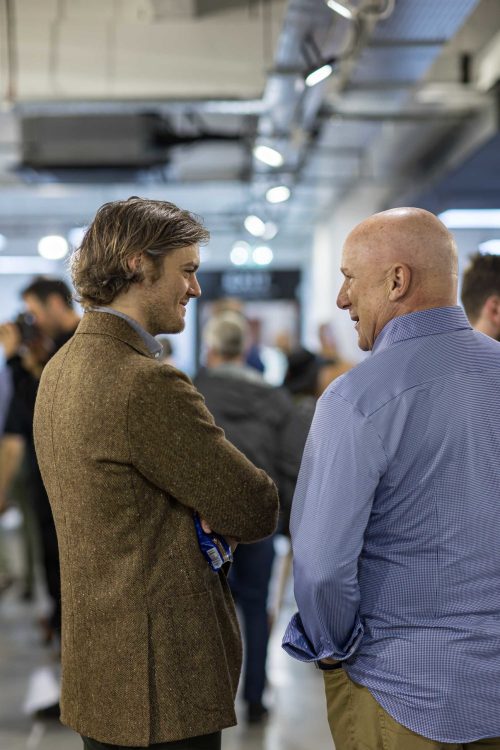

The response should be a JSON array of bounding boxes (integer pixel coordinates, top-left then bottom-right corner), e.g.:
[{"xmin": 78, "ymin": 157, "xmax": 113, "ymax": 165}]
[
  {"xmin": 200, "ymin": 518, "xmax": 238, "ymax": 553},
  {"xmin": 0, "ymin": 323, "xmax": 21, "ymax": 359},
  {"xmin": 320, "ymin": 657, "xmax": 340, "ymax": 666}
]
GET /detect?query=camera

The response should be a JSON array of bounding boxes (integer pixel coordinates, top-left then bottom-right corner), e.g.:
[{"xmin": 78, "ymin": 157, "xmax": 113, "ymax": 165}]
[{"xmin": 14, "ymin": 312, "xmax": 40, "ymax": 344}]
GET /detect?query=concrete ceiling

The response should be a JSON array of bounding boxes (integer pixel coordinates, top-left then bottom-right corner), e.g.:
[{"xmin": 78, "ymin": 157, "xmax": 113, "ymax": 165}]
[{"xmin": 0, "ymin": 0, "xmax": 498, "ymax": 270}]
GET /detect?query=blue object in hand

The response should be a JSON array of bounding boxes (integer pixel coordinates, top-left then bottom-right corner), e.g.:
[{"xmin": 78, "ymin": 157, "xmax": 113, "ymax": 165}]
[{"xmin": 193, "ymin": 513, "xmax": 233, "ymax": 572}]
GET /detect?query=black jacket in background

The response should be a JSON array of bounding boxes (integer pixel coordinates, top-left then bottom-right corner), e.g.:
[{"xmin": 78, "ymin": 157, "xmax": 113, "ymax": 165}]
[{"xmin": 194, "ymin": 365, "xmax": 311, "ymax": 526}]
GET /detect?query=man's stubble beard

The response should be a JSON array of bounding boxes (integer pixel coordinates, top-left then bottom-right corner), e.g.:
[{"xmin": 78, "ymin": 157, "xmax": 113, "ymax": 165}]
[{"xmin": 145, "ymin": 303, "xmax": 184, "ymax": 336}]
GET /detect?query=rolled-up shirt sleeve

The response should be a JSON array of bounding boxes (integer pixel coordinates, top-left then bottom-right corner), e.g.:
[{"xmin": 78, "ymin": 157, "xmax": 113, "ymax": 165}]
[{"xmin": 282, "ymin": 388, "xmax": 387, "ymax": 661}]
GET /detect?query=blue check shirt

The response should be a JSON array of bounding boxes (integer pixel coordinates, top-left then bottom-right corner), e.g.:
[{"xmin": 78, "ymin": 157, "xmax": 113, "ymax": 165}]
[{"xmin": 283, "ymin": 306, "xmax": 500, "ymax": 743}]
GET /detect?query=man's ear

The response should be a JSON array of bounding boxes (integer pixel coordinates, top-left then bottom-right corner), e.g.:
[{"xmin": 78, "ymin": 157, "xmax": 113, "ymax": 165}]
[
  {"xmin": 46, "ymin": 293, "xmax": 63, "ymax": 312},
  {"xmin": 387, "ymin": 263, "xmax": 411, "ymax": 301},
  {"xmin": 484, "ymin": 294, "xmax": 500, "ymax": 326},
  {"xmin": 126, "ymin": 252, "xmax": 144, "ymax": 275}
]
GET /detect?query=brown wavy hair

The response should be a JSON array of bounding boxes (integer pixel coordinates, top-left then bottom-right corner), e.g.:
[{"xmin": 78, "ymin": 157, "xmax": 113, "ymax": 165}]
[
  {"xmin": 461, "ymin": 252, "xmax": 500, "ymax": 323},
  {"xmin": 71, "ymin": 196, "xmax": 209, "ymax": 308}
]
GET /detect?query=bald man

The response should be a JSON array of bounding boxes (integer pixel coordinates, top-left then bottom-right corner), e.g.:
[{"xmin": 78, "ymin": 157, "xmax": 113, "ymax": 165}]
[{"xmin": 283, "ymin": 208, "xmax": 500, "ymax": 749}]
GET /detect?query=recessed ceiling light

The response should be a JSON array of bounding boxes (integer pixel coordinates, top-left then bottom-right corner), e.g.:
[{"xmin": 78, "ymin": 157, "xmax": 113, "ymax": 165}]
[
  {"xmin": 266, "ymin": 186, "xmax": 291, "ymax": 204},
  {"xmin": 253, "ymin": 145, "xmax": 284, "ymax": 168},
  {"xmin": 326, "ymin": 0, "xmax": 354, "ymax": 19},
  {"xmin": 68, "ymin": 226, "xmax": 87, "ymax": 248},
  {"xmin": 0, "ymin": 256, "xmax": 61, "ymax": 273},
  {"xmin": 253, "ymin": 246, "xmax": 273, "ymax": 266},
  {"xmin": 478, "ymin": 239, "xmax": 500, "ymax": 255},
  {"xmin": 38, "ymin": 235, "xmax": 69, "ymax": 260},
  {"xmin": 262, "ymin": 221, "xmax": 278, "ymax": 240},
  {"xmin": 230, "ymin": 243, "xmax": 250, "ymax": 266},
  {"xmin": 439, "ymin": 209, "xmax": 500, "ymax": 229},
  {"xmin": 244, "ymin": 215, "xmax": 266, "ymax": 237},
  {"xmin": 305, "ymin": 63, "xmax": 334, "ymax": 88}
]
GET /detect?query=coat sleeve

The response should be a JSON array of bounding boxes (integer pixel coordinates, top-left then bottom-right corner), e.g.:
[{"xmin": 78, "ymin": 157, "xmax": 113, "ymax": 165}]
[{"xmin": 127, "ymin": 363, "xmax": 279, "ymax": 543}]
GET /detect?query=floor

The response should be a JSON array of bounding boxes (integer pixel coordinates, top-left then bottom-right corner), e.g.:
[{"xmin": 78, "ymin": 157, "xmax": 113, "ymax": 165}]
[{"xmin": 0, "ymin": 531, "xmax": 333, "ymax": 750}]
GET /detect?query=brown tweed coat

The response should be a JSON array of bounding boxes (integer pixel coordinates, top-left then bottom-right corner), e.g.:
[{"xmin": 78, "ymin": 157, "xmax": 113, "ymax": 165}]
[{"xmin": 33, "ymin": 311, "xmax": 279, "ymax": 747}]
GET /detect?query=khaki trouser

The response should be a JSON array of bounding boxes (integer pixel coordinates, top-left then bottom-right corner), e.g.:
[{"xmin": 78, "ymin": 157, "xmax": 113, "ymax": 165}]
[{"xmin": 324, "ymin": 668, "xmax": 500, "ymax": 750}]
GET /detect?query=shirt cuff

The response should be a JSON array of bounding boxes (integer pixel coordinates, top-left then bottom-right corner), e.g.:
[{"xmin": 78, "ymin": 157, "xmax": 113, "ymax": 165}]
[{"xmin": 281, "ymin": 611, "xmax": 364, "ymax": 663}]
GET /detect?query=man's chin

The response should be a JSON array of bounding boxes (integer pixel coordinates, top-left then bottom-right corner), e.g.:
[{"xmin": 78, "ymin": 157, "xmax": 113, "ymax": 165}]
[
  {"xmin": 152, "ymin": 319, "xmax": 185, "ymax": 336},
  {"xmin": 165, "ymin": 319, "xmax": 185, "ymax": 334}
]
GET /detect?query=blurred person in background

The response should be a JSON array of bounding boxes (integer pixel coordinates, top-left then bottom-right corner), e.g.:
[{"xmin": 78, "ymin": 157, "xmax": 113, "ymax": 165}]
[
  {"xmin": 283, "ymin": 324, "xmax": 352, "ymax": 412},
  {"xmin": 461, "ymin": 252, "xmax": 500, "ymax": 340},
  {"xmin": 0, "ymin": 277, "xmax": 80, "ymax": 644},
  {"xmin": 0, "ymin": 340, "xmax": 13, "ymax": 593},
  {"xmin": 194, "ymin": 311, "xmax": 308, "ymax": 724},
  {"xmin": 157, "ymin": 336, "xmax": 175, "ymax": 365},
  {"xmin": 33, "ymin": 197, "xmax": 278, "ymax": 750}
]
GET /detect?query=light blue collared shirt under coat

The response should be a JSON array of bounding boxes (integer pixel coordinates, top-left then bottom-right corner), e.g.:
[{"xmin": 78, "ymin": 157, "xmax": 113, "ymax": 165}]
[
  {"xmin": 89, "ymin": 307, "xmax": 162, "ymax": 359},
  {"xmin": 282, "ymin": 306, "xmax": 500, "ymax": 743}
]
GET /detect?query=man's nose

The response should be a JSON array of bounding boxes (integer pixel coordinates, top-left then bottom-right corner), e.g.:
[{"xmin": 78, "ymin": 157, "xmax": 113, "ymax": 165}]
[
  {"xmin": 189, "ymin": 274, "xmax": 202, "ymax": 298},
  {"xmin": 337, "ymin": 283, "xmax": 349, "ymax": 310}
]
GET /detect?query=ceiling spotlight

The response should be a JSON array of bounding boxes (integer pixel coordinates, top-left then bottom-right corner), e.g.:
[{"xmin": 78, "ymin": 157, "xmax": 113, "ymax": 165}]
[
  {"xmin": 253, "ymin": 145, "xmax": 284, "ymax": 168},
  {"xmin": 326, "ymin": 0, "xmax": 355, "ymax": 19},
  {"xmin": 439, "ymin": 210, "xmax": 500, "ymax": 229},
  {"xmin": 262, "ymin": 221, "xmax": 278, "ymax": 240},
  {"xmin": 68, "ymin": 226, "xmax": 87, "ymax": 248},
  {"xmin": 478, "ymin": 239, "xmax": 500, "ymax": 256},
  {"xmin": 266, "ymin": 186, "xmax": 291, "ymax": 204},
  {"xmin": 0, "ymin": 257, "xmax": 63, "ymax": 274},
  {"xmin": 230, "ymin": 242, "xmax": 250, "ymax": 266},
  {"xmin": 0, "ymin": 233, "xmax": 6, "ymax": 252},
  {"xmin": 244, "ymin": 215, "xmax": 266, "ymax": 237},
  {"xmin": 253, "ymin": 246, "xmax": 273, "ymax": 266},
  {"xmin": 232, "ymin": 240, "xmax": 251, "ymax": 252},
  {"xmin": 305, "ymin": 62, "xmax": 334, "ymax": 87},
  {"xmin": 38, "ymin": 235, "xmax": 69, "ymax": 260}
]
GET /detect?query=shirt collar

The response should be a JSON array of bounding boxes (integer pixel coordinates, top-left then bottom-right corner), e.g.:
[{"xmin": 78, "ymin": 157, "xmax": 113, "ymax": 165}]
[
  {"xmin": 372, "ymin": 306, "xmax": 472, "ymax": 355},
  {"xmin": 89, "ymin": 307, "xmax": 163, "ymax": 359}
]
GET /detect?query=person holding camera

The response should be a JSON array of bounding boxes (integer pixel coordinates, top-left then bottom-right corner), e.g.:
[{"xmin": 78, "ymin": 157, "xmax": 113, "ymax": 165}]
[{"xmin": 0, "ymin": 277, "xmax": 80, "ymax": 639}]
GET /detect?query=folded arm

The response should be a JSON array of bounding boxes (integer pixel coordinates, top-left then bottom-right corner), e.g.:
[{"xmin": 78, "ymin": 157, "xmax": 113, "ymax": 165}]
[{"xmin": 128, "ymin": 364, "xmax": 279, "ymax": 543}]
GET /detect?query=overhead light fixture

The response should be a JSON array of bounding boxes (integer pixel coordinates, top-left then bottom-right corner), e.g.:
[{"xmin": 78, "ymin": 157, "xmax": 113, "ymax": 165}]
[
  {"xmin": 266, "ymin": 186, "xmax": 291, "ymax": 204},
  {"xmin": 244, "ymin": 215, "xmax": 266, "ymax": 237},
  {"xmin": 253, "ymin": 246, "xmax": 273, "ymax": 266},
  {"xmin": 439, "ymin": 210, "xmax": 500, "ymax": 229},
  {"xmin": 478, "ymin": 239, "xmax": 500, "ymax": 256},
  {"xmin": 253, "ymin": 145, "xmax": 284, "ymax": 168},
  {"xmin": 325, "ymin": 0, "xmax": 355, "ymax": 20},
  {"xmin": 305, "ymin": 61, "xmax": 335, "ymax": 87},
  {"xmin": 68, "ymin": 226, "xmax": 87, "ymax": 248},
  {"xmin": 262, "ymin": 221, "xmax": 278, "ymax": 240},
  {"xmin": 38, "ymin": 235, "xmax": 69, "ymax": 260},
  {"xmin": 0, "ymin": 256, "xmax": 61, "ymax": 274},
  {"xmin": 230, "ymin": 241, "xmax": 250, "ymax": 266}
]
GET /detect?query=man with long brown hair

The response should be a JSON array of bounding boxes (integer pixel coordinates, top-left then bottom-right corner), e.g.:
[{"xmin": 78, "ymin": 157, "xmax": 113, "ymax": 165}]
[{"xmin": 33, "ymin": 197, "xmax": 279, "ymax": 750}]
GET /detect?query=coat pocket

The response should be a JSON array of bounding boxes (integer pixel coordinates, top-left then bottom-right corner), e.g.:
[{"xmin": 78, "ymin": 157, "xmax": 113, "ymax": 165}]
[{"xmin": 167, "ymin": 589, "xmax": 237, "ymax": 713}]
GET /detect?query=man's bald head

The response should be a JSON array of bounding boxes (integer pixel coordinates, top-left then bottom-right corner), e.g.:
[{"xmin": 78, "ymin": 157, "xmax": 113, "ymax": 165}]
[
  {"xmin": 347, "ymin": 207, "xmax": 458, "ymax": 284},
  {"xmin": 337, "ymin": 207, "xmax": 459, "ymax": 351}
]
